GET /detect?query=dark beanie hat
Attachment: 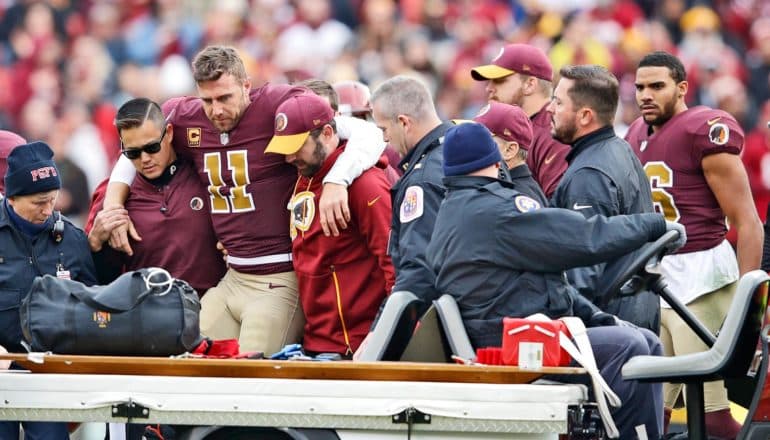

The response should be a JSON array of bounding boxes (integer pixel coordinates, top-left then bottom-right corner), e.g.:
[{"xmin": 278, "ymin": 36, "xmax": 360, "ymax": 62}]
[
  {"xmin": 443, "ymin": 122, "xmax": 502, "ymax": 176},
  {"xmin": 4, "ymin": 141, "xmax": 61, "ymax": 197}
]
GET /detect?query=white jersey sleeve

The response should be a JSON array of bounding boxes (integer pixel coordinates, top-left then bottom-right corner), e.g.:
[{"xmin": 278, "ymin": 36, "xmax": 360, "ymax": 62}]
[
  {"xmin": 325, "ymin": 115, "xmax": 385, "ymax": 186},
  {"xmin": 109, "ymin": 154, "xmax": 137, "ymax": 185}
]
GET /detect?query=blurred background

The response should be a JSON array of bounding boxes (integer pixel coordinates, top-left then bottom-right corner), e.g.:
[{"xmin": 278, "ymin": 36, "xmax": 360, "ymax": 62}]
[{"xmin": 0, "ymin": 0, "xmax": 769, "ymax": 228}]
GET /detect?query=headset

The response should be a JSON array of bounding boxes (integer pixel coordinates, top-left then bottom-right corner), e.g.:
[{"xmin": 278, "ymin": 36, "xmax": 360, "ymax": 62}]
[{"xmin": 51, "ymin": 211, "xmax": 64, "ymax": 244}]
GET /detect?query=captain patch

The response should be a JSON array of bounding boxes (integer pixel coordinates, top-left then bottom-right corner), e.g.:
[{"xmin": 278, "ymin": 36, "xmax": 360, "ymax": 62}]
[
  {"xmin": 708, "ymin": 123, "xmax": 730, "ymax": 145},
  {"xmin": 514, "ymin": 195, "xmax": 541, "ymax": 213},
  {"xmin": 400, "ymin": 186, "xmax": 424, "ymax": 223}
]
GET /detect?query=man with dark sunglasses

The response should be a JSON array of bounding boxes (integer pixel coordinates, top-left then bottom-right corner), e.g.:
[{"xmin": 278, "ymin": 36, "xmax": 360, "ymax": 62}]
[
  {"xmin": 119, "ymin": 124, "xmax": 165, "ymax": 160},
  {"xmin": 87, "ymin": 98, "xmax": 226, "ymax": 295}
]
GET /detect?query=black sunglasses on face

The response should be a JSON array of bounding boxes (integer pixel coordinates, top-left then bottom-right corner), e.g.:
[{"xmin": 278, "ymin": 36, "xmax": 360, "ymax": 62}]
[{"xmin": 121, "ymin": 125, "xmax": 167, "ymax": 160}]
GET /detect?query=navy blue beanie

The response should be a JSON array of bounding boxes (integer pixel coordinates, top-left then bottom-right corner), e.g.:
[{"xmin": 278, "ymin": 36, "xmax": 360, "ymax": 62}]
[
  {"xmin": 442, "ymin": 122, "xmax": 502, "ymax": 176},
  {"xmin": 4, "ymin": 141, "xmax": 61, "ymax": 197}
]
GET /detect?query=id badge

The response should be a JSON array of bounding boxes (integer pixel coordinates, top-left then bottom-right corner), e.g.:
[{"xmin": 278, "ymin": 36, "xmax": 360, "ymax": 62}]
[{"xmin": 56, "ymin": 264, "xmax": 71, "ymax": 280}]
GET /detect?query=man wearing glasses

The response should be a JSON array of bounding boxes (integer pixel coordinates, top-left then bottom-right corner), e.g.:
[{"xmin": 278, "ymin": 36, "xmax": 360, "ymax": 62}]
[{"xmin": 87, "ymin": 98, "xmax": 226, "ymax": 295}]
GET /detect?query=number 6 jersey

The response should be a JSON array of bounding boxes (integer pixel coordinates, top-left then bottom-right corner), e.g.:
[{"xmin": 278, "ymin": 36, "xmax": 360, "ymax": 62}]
[{"xmin": 625, "ymin": 106, "xmax": 744, "ymax": 255}]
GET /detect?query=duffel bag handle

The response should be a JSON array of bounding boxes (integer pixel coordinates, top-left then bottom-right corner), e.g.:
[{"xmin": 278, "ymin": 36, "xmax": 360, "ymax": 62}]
[
  {"xmin": 143, "ymin": 268, "xmax": 174, "ymax": 296},
  {"xmin": 70, "ymin": 268, "xmax": 175, "ymax": 313}
]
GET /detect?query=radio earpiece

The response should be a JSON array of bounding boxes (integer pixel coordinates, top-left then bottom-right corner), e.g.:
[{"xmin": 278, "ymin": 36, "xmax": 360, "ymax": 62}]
[{"xmin": 51, "ymin": 211, "xmax": 64, "ymax": 244}]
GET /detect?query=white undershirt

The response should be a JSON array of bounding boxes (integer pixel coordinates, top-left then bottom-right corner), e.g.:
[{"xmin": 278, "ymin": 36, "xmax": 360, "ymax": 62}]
[{"xmin": 658, "ymin": 239, "xmax": 739, "ymax": 307}]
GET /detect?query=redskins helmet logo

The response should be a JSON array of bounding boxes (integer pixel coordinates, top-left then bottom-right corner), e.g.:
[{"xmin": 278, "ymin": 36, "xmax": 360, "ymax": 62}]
[
  {"xmin": 275, "ymin": 113, "xmax": 288, "ymax": 133},
  {"xmin": 708, "ymin": 123, "xmax": 730, "ymax": 146}
]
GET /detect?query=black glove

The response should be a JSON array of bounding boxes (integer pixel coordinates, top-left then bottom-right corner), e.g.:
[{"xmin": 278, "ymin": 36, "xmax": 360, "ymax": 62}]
[{"xmin": 664, "ymin": 221, "xmax": 687, "ymax": 253}]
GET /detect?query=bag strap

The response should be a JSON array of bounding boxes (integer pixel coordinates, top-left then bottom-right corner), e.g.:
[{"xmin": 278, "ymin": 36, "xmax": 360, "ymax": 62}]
[
  {"xmin": 560, "ymin": 316, "xmax": 621, "ymax": 439},
  {"xmin": 70, "ymin": 269, "xmax": 175, "ymax": 313}
]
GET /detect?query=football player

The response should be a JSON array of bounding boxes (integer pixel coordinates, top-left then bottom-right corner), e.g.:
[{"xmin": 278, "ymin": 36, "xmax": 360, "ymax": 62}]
[{"xmin": 625, "ymin": 50, "xmax": 763, "ymax": 438}]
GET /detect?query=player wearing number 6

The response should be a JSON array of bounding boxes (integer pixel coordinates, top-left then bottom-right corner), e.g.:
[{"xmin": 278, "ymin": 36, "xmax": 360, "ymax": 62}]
[{"xmin": 625, "ymin": 51, "xmax": 763, "ymax": 438}]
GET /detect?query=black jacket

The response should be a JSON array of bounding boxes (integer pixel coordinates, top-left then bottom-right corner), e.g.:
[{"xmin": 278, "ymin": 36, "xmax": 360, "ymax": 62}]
[
  {"xmin": 428, "ymin": 175, "xmax": 665, "ymax": 347},
  {"xmin": 0, "ymin": 200, "xmax": 97, "ymax": 352},
  {"xmin": 389, "ymin": 121, "xmax": 454, "ymax": 309},
  {"xmin": 550, "ymin": 126, "xmax": 658, "ymax": 330}
]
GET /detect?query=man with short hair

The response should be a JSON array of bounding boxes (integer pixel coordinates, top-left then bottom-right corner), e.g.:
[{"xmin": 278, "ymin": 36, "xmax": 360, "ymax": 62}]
[
  {"xmin": 87, "ymin": 98, "xmax": 226, "ymax": 294},
  {"xmin": 625, "ymin": 51, "xmax": 763, "ymax": 437},
  {"xmin": 370, "ymin": 75, "xmax": 454, "ymax": 310},
  {"xmin": 266, "ymin": 93, "xmax": 394, "ymax": 357},
  {"xmin": 473, "ymin": 101, "xmax": 547, "ymax": 205},
  {"xmin": 547, "ymin": 64, "xmax": 658, "ymax": 332},
  {"xmin": 0, "ymin": 141, "xmax": 97, "ymax": 440},
  {"xmin": 471, "ymin": 44, "xmax": 569, "ymax": 197}
]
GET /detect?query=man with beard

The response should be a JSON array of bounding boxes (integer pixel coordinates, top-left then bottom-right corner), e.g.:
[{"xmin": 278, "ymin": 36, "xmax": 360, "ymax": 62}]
[
  {"xmin": 266, "ymin": 93, "xmax": 394, "ymax": 357},
  {"xmin": 547, "ymin": 65, "xmax": 659, "ymax": 332},
  {"xmin": 471, "ymin": 44, "xmax": 570, "ymax": 198},
  {"xmin": 625, "ymin": 51, "xmax": 763, "ymax": 438}
]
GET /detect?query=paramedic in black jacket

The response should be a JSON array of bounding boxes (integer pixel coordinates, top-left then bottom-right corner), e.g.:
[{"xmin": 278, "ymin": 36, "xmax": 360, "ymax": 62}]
[
  {"xmin": 0, "ymin": 142, "xmax": 97, "ymax": 440},
  {"xmin": 370, "ymin": 75, "xmax": 455, "ymax": 310},
  {"xmin": 427, "ymin": 123, "xmax": 684, "ymax": 440}
]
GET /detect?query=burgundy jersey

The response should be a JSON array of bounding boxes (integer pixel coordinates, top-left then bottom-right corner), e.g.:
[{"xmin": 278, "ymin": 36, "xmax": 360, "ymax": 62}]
[
  {"xmin": 528, "ymin": 104, "xmax": 570, "ymax": 198},
  {"xmin": 91, "ymin": 162, "xmax": 226, "ymax": 294},
  {"xmin": 625, "ymin": 106, "xmax": 744, "ymax": 254},
  {"xmin": 163, "ymin": 84, "xmax": 306, "ymax": 275}
]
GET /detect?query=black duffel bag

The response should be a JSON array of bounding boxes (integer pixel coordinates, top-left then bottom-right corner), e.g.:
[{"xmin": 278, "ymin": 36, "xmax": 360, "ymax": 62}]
[{"xmin": 20, "ymin": 268, "xmax": 202, "ymax": 356}]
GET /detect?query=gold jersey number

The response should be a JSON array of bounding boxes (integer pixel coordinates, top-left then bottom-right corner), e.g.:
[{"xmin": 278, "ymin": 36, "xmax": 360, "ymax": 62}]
[
  {"xmin": 204, "ymin": 150, "xmax": 255, "ymax": 213},
  {"xmin": 644, "ymin": 161, "xmax": 681, "ymax": 222}
]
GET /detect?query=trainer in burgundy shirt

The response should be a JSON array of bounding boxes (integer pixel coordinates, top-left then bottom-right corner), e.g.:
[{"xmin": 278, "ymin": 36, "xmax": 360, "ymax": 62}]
[
  {"xmin": 88, "ymin": 98, "xmax": 225, "ymax": 295},
  {"xmin": 266, "ymin": 93, "xmax": 394, "ymax": 356}
]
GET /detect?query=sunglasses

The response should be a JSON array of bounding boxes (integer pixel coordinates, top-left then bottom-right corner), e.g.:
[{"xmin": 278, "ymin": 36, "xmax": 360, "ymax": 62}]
[{"xmin": 120, "ymin": 125, "xmax": 167, "ymax": 160}]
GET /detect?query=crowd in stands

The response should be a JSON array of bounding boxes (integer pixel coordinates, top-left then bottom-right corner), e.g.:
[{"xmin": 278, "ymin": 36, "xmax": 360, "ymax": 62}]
[{"xmin": 0, "ymin": 0, "xmax": 769, "ymax": 226}]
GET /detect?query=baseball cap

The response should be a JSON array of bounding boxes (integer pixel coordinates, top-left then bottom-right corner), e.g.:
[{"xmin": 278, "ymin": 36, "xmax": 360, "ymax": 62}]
[
  {"xmin": 266, "ymin": 93, "xmax": 335, "ymax": 155},
  {"xmin": 333, "ymin": 80, "xmax": 372, "ymax": 117},
  {"xmin": 473, "ymin": 102, "xmax": 533, "ymax": 150},
  {"xmin": 471, "ymin": 44, "xmax": 553, "ymax": 82}
]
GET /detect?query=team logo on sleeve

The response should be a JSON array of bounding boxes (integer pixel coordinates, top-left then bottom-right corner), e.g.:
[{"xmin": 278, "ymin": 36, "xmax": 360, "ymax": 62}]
[
  {"xmin": 288, "ymin": 191, "xmax": 315, "ymax": 240},
  {"xmin": 708, "ymin": 123, "xmax": 730, "ymax": 145},
  {"xmin": 400, "ymin": 186, "xmax": 424, "ymax": 223},
  {"xmin": 514, "ymin": 195, "xmax": 541, "ymax": 213},
  {"xmin": 187, "ymin": 128, "xmax": 201, "ymax": 147}
]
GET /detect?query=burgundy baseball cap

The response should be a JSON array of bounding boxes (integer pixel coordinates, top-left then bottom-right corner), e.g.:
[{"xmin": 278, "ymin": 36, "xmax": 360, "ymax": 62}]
[
  {"xmin": 471, "ymin": 44, "xmax": 553, "ymax": 82},
  {"xmin": 266, "ymin": 93, "xmax": 335, "ymax": 155},
  {"xmin": 473, "ymin": 102, "xmax": 533, "ymax": 150},
  {"xmin": 0, "ymin": 130, "xmax": 27, "ymax": 193}
]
